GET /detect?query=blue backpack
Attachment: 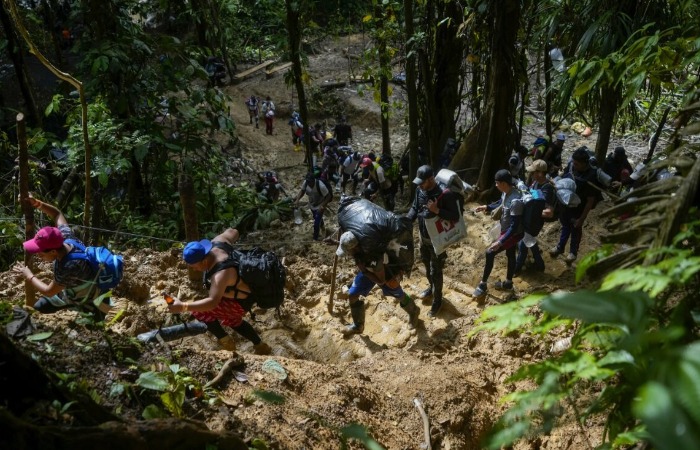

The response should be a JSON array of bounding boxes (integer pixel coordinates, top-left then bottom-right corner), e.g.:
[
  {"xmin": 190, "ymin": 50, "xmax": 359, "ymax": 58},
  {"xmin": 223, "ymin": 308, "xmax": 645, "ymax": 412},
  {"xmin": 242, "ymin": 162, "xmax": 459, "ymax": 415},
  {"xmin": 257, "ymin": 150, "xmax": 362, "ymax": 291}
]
[
  {"xmin": 64, "ymin": 239, "xmax": 124, "ymax": 292},
  {"xmin": 520, "ymin": 188, "xmax": 547, "ymax": 237}
]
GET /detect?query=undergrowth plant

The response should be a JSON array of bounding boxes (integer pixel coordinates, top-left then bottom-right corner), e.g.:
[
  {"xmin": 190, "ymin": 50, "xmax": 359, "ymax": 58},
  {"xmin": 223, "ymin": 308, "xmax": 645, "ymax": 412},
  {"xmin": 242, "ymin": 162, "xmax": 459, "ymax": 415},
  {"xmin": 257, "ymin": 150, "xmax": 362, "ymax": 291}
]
[
  {"xmin": 472, "ymin": 218, "xmax": 700, "ymax": 450},
  {"xmin": 135, "ymin": 363, "xmax": 214, "ymax": 419}
]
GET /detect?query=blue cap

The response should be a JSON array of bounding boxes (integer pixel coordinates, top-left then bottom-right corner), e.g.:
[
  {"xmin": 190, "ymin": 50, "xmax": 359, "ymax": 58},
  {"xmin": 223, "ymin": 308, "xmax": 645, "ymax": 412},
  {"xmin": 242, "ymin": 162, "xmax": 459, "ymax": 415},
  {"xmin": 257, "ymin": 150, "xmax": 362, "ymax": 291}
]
[{"xmin": 183, "ymin": 239, "xmax": 213, "ymax": 264}]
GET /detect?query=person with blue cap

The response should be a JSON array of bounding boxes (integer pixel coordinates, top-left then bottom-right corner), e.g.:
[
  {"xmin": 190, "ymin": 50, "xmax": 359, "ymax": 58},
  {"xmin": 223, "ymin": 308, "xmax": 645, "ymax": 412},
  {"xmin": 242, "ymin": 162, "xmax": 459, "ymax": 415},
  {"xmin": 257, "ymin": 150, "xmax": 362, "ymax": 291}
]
[{"xmin": 167, "ymin": 228, "xmax": 271, "ymax": 354}]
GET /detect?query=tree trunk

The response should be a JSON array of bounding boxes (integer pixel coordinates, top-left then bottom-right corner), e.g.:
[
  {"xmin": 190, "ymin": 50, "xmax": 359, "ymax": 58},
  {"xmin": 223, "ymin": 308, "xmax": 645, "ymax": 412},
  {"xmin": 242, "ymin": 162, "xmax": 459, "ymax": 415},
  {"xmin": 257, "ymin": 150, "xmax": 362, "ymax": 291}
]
[
  {"xmin": 449, "ymin": 0, "xmax": 521, "ymax": 195},
  {"xmin": 418, "ymin": 0, "xmax": 465, "ymax": 167},
  {"xmin": 179, "ymin": 170, "xmax": 200, "ymax": 282},
  {"xmin": 0, "ymin": 3, "xmax": 41, "ymax": 127},
  {"xmin": 285, "ymin": 0, "xmax": 311, "ymax": 172},
  {"xmin": 594, "ymin": 84, "xmax": 620, "ymax": 162},
  {"xmin": 16, "ymin": 113, "xmax": 37, "ymax": 306},
  {"xmin": 544, "ymin": 44, "xmax": 553, "ymax": 137},
  {"xmin": 375, "ymin": 4, "xmax": 391, "ymax": 157},
  {"xmin": 403, "ymin": 0, "xmax": 419, "ymax": 202}
]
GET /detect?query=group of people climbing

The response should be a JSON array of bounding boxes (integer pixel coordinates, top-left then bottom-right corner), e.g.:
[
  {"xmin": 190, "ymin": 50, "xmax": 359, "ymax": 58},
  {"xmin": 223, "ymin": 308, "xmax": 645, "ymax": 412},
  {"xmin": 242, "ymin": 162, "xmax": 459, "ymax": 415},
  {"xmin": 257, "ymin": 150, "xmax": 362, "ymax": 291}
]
[{"xmin": 14, "ymin": 112, "xmax": 643, "ymax": 356}]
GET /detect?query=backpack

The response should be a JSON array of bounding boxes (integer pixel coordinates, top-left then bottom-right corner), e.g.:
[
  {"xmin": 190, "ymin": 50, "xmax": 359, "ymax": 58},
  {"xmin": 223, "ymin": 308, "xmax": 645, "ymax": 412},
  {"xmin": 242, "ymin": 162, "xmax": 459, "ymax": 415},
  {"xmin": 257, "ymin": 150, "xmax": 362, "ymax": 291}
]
[
  {"xmin": 205, "ymin": 243, "xmax": 286, "ymax": 310},
  {"xmin": 519, "ymin": 189, "xmax": 547, "ymax": 237},
  {"xmin": 308, "ymin": 169, "xmax": 333, "ymax": 201},
  {"xmin": 434, "ymin": 168, "xmax": 472, "ymax": 211},
  {"xmin": 63, "ymin": 239, "xmax": 124, "ymax": 292}
]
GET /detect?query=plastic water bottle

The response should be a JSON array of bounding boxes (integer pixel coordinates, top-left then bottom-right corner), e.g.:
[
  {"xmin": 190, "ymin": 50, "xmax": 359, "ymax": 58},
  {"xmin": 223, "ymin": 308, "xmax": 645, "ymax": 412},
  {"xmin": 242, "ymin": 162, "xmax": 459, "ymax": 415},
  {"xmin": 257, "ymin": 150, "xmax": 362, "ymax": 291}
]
[
  {"xmin": 293, "ymin": 208, "xmax": 303, "ymax": 225},
  {"xmin": 522, "ymin": 232, "xmax": 537, "ymax": 248}
]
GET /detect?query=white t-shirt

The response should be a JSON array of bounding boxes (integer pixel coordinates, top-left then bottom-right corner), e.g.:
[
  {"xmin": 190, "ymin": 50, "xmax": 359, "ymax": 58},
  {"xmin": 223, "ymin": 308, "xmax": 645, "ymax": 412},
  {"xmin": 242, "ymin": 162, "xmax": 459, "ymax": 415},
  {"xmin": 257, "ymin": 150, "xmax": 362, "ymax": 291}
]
[
  {"xmin": 302, "ymin": 179, "xmax": 330, "ymax": 210},
  {"xmin": 342, "ymin": 156, "xmax": 360, "ymax": 175}
]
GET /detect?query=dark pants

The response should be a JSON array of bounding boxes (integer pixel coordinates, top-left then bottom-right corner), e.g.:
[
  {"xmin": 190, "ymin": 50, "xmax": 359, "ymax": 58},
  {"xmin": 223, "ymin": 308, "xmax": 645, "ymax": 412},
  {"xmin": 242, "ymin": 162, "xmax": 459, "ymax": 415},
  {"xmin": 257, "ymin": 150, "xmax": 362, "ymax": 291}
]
[
  {"xmin": 556, "ymin": 208, "xmax": 582, "ymax": 256},
  {"xmin": 481, "ymin": 233, "xmax": 522, "ymax": 283},
  {"xmin": 265, "ymin": 116, "xmax": 274, "ymax": 134},
  {"xmin": 341, "ymin": 172, "xmax": 359, "ymax": 194},
  {"xmin": 206, "ymin": 319, "xmax": 261, "ymax": 345},
  {"xmin": 515, "ymin": 240, "xmax": 545, "ymax": 271},
  {"xmin": 33, "ymin": 294, "xmax": 107, "ymax": 320},
  {"xmin": 420, "ymin": 241, "xmax": 447, "ymax": 307},
  {"xmin": 312, "ymin": 208, "xmax": 324, "ymax": 240}
]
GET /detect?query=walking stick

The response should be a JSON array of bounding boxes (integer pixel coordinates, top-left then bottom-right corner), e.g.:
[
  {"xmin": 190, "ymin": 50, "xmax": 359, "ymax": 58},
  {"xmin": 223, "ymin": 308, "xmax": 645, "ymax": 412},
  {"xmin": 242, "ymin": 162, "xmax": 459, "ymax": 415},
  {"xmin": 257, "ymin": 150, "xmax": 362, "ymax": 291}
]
[{"xmin": 328, "ymin": 229, "xmax": 340, "ymax": 314}]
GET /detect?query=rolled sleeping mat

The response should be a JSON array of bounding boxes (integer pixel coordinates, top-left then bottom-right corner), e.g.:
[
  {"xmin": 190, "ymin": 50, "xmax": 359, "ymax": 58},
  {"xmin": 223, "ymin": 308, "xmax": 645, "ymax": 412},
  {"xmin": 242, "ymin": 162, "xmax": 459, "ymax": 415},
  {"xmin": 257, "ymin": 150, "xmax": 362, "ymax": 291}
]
[{"xmin": 137, "ymin": 320, "xmax": 209, "ymax": 343}]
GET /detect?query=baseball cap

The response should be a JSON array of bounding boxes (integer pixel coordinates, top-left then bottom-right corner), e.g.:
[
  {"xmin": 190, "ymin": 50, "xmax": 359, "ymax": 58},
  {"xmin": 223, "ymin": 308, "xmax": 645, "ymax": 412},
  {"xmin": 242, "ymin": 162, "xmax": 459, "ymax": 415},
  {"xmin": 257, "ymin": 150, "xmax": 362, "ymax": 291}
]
[
  {"xmin": 614, "ymin": 146, "xmax": 626, "ymax": 157},
  {"xmin": 359, "ymin": 157, "xmax": 373, "ymax": 168},
  {"xmin": 183, "ymin": 239, "xmax": 213, "ymax": 264},
  {"xmin": 556, "ymin": 132, "xmax": 566, "ymax": 141},
  {"xmin": 412, "ymin": 165, "xmax": 434, "ymax": 185},
  {"xmin": 494, "ymin": 169, "xmax": 513, "ymax": 184},
  {"xmin": 526, "ymin": 159, "xmax": 548, "ymax": 173},
  {"xmin": 336, "ymin": 231, "xmax": 359, "ymax": 257},
  {"xmin": 23, "ymin": 226, "xmax": 64, "ymax": 253}
]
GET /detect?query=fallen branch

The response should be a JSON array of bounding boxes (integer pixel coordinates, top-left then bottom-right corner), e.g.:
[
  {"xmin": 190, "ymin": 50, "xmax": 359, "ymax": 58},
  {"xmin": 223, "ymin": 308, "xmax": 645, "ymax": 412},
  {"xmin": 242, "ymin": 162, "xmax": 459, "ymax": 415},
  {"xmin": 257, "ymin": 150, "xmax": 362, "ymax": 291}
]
[
  {"xmin": 413, "ymin": 397, "xmax": 432, "ymax": 450},
  {"xmin": 205, "ymin": 356, "xmax": 244, "ymax": 389}
]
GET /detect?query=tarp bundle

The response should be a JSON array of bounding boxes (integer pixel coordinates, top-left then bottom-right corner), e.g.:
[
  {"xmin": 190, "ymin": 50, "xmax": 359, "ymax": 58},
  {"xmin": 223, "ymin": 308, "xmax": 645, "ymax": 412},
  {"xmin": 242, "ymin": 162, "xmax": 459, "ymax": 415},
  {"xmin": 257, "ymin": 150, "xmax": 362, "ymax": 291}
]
[{"xmin": 337, "ymin": 196, "xmax": 414, "ymax": 275}]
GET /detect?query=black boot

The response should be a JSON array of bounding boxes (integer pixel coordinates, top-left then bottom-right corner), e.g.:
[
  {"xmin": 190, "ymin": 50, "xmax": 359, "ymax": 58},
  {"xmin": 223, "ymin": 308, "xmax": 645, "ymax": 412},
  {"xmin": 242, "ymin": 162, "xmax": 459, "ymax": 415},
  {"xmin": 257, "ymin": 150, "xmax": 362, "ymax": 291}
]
[
  {"xmin": 342, "ymin": 301, "xmax": 365, "ymax": 336},
  {"xmin": 400, "ymin": 295, "xmax": 419, "ymax": 328}
]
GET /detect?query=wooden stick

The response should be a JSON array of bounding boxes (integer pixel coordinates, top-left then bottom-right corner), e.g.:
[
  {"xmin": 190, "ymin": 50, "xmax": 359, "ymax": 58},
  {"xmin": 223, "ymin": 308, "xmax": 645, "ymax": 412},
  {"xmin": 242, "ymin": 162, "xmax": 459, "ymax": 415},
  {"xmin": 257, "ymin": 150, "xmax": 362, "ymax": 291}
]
[{"xmin": 413, "ymin": 397, "xmax": 432, "ymax": 450}]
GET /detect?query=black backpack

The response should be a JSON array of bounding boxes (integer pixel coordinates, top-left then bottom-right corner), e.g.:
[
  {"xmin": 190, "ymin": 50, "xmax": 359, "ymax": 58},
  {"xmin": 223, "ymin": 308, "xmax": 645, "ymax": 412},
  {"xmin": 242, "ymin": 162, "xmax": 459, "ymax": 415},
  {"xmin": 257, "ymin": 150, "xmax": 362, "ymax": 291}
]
[
  {"xmin": 520, "ymin": 189, "xmax": 547, "ymax": 237},
  {"xmin": 205, "ymin": 243, "xmax": 286, "ymax": 311}
]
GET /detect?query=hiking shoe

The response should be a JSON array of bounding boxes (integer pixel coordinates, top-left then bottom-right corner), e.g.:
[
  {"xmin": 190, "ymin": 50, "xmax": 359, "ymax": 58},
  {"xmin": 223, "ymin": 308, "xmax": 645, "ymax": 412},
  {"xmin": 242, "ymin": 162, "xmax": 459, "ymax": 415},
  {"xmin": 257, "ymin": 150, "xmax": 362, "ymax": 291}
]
[
  {"xmin": 341, "ymin": 323, "xmax": 364, "ymax": 337},
  {"xmin": 565, "ymin": 253, "xmax": 577, "ymax": 263},
  {"xmin": 549, "ymin": 246, "xmax": 563, "ymax": 258},
  {"xmin": 473, "ymin": 282, "xmax": 488, "ymax": 298},
  {"xmin": 253, "ymin": 342, "xmax": 272, "ymax": 355},
  {"xmin": 418, "ymin": 287, "xmax": 433, "ymax": 300},
  {"xmin": 494, "ymin": 280, "xmax": 514, "ymax": 291}
]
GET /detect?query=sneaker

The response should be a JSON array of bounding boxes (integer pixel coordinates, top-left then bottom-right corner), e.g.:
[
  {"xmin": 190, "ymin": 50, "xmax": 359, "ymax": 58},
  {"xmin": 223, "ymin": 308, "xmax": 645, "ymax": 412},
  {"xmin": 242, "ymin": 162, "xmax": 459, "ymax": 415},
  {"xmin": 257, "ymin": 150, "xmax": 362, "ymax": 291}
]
[
  {"xmin": 549, "ymin": 246, "xmax": 563, "ymax": 258},
  {"xmin": 341, "ymin": 323, "xmax": 364, "ymax": 336},
  {"xmin": 473, "ymin": 282, "xmax": 487, "ymax": 298},
  {"xmin": 565, "ymin": 253, "xmax": 577, "ymax": 263},
  {"xmin": 418, "ymin": 287, "xmax": 433, "ymax": 299},
  {"xmin": 494, "ymin": 280, "xmax": 514, "ymax": 291}
]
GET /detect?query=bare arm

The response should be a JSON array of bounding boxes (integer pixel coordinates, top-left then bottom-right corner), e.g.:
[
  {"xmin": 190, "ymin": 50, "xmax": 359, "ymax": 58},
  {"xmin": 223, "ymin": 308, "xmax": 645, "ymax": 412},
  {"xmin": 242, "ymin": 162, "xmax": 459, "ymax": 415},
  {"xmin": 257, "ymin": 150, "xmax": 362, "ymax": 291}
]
[
  {"xmin": 12, "ymin": 264, "xmax": 64, "ymax": 297},
  {"xmin": 27, "ymin": 196, "xmax": 68, "ymax": 226},
  {"xmin": 215, "ymin": 228, "xmax": 240, "ymax": 246}
]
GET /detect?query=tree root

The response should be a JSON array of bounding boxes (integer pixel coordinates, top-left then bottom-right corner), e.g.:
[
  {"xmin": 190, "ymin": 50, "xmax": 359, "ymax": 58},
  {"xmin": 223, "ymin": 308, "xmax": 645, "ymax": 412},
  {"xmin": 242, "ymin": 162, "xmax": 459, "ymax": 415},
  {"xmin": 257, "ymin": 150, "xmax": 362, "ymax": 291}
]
[{"xmin": 204, "ymin": 355, "xmax": 245, "ymax": 389}]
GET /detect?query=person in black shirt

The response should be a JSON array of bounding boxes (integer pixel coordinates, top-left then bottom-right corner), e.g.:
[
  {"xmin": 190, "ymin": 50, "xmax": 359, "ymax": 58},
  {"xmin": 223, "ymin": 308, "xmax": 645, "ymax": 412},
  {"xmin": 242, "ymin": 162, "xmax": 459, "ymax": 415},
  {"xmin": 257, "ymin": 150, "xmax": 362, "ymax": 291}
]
[
  {"xmin": 603, "ymin": 146, "xmax": 634, "ymax": 191},
  {"xmin": 405, "ymin": 165, "xmax": 462, "ymax": 317},
  {"xmin": 333, "ymin": 116, "xmax": 353, "ymax": 146},
  {"xmin": 550, "ymin": 147, "xmax": 603, "ymax": 263}
]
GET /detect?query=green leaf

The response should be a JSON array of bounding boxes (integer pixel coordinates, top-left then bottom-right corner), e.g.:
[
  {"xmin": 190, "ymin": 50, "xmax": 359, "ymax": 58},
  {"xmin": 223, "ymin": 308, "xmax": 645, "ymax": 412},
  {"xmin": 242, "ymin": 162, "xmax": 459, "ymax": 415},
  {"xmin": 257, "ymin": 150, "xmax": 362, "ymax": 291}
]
[
  {"xmin": 541, "ymin": 290, "xmax": 652, "ymax": 332},
  {"xmin": 340, "ymin": 424, "xmax": 385, "ymax": 450},
  {"xmin": 252, "ymin": 390, "xmax": 285, "ymax": 404},
  {"xmin": 135, "ymin": 371, "xmax": 170, "ymax": 392},
  {"xmin": 633, "ymin": 382, "xmax": 700, "ymax": 450},
  {"xmin": 27, "ymin": 332, "xmax": 53, "ymax": 341},
  {"xmin": 469, "ymin": 295, "xmax": 543, "ymax": 336},
  {"xmin": 142, "ymin": 404, "xmax": 167, "ymax": 419}
]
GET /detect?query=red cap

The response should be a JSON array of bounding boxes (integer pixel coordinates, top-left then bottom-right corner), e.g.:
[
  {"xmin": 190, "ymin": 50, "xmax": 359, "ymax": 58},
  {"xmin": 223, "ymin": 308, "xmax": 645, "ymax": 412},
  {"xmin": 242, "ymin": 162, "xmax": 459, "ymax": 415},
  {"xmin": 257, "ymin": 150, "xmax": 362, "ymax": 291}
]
[
  {"xmin": 23, "ymin": 226, "xmax": 64, "ymax": 253},
  {"xmin": 360, "ymin": 157, "xmax": 373, "ymax": 168}
]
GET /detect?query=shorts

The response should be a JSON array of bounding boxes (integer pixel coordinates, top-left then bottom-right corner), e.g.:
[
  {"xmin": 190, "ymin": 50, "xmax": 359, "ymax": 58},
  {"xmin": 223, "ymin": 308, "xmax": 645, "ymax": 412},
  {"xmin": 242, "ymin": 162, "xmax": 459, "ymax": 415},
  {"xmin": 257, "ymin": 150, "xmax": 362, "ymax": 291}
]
[
  {"xmin": 192, "ymin": 297, "xmax": 246, "ymax": 328},
  {"xmin": 348, "ymin": 271, "xmax": 404, "ymax": 299}
]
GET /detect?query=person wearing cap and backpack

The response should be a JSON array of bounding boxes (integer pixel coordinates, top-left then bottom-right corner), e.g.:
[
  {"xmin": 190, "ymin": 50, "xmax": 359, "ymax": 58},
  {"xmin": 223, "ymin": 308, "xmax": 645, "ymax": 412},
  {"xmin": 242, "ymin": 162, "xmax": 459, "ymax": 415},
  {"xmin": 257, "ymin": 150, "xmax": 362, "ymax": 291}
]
[
  {"xmin": 360, "ymin": 156, "xmax": 395, "ymax": 211},
  {"xmin": 514, "ymin": 160, "xmax": 556, "ymax": 274},
  {"xmin": 550, "ymin": 147, "xmax": 604, "ymax": 264},
  {"xmin": 261, "ymin": 96, "xmax": 276, "ymax": 135},
  {"xmin": 166, "ymin": 228, "xmax": 272, "ymax": 355},
  {"xmin": 245, "ymin": 94, "xmax": 260, "ymax": 128},
  {"xmin": 12, "ymin": 197, "xmax": 116, "ymax": 320},
  {"xmin": 405, "ymin": 165, "xmax": 462, "ymax": 317},
  {"xmin": 335, "ymin": 230, "xmax": 419, "ymax": 335},
  {"xmin": 473, "ymin": 169, "xmax": 525, "ymax": 298},
  {"xmin": 293, "ymin": 173, "xmax": 332, "ymax": 241}
]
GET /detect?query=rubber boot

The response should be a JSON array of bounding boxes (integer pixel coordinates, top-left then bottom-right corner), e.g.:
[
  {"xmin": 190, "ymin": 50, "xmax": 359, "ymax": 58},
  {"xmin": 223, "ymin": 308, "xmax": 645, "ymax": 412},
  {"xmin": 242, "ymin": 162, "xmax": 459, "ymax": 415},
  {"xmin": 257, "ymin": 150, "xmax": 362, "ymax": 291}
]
[
  {"xmin": 218, "ymin": 335, "xmax": 236, "ymax": 351},
  {"xmin": 342, "ymin": 301, "xmax": 365, "ymax": 336},
  {"xmin": 400, "ymin": 295, "xmax": 419, "ymax": 328}
]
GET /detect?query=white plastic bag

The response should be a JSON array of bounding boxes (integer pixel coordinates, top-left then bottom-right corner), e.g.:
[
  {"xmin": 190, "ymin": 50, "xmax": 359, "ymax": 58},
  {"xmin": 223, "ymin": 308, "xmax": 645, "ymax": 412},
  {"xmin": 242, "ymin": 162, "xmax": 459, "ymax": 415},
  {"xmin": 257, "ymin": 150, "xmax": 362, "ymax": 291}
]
[{"xmin": 424, "ymin": 201, "xmax": 467, "ymax": 255}]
